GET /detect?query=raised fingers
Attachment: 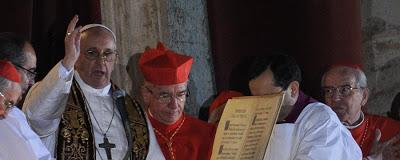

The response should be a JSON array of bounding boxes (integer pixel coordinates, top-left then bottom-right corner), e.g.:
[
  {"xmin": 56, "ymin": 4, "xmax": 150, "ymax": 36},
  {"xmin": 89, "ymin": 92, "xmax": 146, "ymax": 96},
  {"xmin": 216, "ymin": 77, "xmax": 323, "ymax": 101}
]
[
  {"xmin": 62, "ymin": 15, "xmax": 82, "ymax": 70},
  {"xmin": 66, "ymin": 15, "xmax": 79, "ymax": 36}
]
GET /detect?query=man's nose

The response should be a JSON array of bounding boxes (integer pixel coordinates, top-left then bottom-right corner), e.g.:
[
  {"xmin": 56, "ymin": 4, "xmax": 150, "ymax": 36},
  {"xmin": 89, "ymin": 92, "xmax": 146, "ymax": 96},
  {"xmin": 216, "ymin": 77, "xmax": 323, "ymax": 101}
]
[
  {"xmin": 331, "ymin": 90, "xmax": 342, "ymax": 101},
  {"xmin": 167, "ymin": 97, "xmax": 180, "ymax": 109},
  {"xmin": 94, "ymin": 56, "xmax": 107, "ymax": 65}
]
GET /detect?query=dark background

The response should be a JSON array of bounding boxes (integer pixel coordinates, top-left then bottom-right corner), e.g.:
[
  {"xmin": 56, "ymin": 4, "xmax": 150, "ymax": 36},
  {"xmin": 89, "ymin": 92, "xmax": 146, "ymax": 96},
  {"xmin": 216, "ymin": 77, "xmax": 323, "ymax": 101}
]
[
  {"xmin": 207, "ymin": 0, "xmax": 362, "ymax": 100},
  {"xmin": 0, "ymin": 0, "xmax": 100, "ymax": 79},
  {"xmin": 1, "ymin": 0, "xmax": 362, "ymax": 101}
]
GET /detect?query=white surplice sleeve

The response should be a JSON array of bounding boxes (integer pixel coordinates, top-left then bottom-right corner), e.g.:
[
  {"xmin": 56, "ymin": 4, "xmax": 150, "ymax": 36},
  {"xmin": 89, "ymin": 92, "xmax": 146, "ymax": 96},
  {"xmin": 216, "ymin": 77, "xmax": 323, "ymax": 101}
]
[
  {"xmin": 7, "ymin": 107, "xmax": 52, "ymax": 160},
  {"xmin": 292, "ymin": 102, "xmax": 362, "ymax": 160},
  {"xmin": 145, "ymin": 115, "xmax": 166, "ymax": 160},
  {"xmin": 22, "ymin": 61, "xmax": 74, "ymax": 137}
]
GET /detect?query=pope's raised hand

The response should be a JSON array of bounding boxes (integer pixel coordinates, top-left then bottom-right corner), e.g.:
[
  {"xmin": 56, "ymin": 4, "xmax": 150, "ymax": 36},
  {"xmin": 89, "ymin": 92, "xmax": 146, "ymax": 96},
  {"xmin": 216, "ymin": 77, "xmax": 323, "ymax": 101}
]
[{"xmin": 62, "ymin": 15, "xmax": 82, "ymax": 71}]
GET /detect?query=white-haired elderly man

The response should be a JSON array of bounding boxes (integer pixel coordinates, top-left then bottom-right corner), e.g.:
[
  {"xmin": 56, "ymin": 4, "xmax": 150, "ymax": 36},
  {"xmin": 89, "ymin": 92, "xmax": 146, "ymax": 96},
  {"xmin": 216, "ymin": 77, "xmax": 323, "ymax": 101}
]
[
  {"xmin": 0, "ymin": 60, "xmax": 51, "ymax": 160},
  {"xmin": 321, "ymin": 64, "xmax": 400, "ymax": 160},
  {"xmin": 23, "ymin": 15, "xmax": 163, "ymax": 160}
]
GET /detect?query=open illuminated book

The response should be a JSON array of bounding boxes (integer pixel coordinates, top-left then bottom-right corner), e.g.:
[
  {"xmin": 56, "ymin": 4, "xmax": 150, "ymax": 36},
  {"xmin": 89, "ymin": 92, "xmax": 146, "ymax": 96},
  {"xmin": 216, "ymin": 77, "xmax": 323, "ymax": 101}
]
[{"xmin": 210, "ymin": 93, "xmax": 284, "ymax": 160}]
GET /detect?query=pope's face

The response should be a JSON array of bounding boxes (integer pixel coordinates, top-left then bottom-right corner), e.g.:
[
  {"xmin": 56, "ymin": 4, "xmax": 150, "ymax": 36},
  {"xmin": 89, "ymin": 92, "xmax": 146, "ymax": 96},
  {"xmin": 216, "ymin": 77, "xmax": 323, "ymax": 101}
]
[
  {"xmin": 144, "ymin": 82, "xmax": 188, "ymax": 125},
  {"xmin": 75, "ymin": 28, "xmax": 117, "ymax": 89}
]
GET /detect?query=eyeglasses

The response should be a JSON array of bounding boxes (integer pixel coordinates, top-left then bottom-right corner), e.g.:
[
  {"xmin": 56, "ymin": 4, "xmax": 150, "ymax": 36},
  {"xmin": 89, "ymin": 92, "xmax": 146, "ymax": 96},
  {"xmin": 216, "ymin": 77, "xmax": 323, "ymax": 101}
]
[
  {"xmin": 145, "ymin": 86, "xmax": 189, "ymax": 104},
  {"xmin": 0, "ymin": 91, "xmax": 13, "ymax": 112},
  {"xmin": 322, "ymin": 85, "xmax": 363, "ymax": 98},
  {"xmin": 13, "ymin": 63, "xmax": 37, "ymax": 80},
  {"xmin": 84, "ymin": 49, "xmax": 118, "ymax": 62}
]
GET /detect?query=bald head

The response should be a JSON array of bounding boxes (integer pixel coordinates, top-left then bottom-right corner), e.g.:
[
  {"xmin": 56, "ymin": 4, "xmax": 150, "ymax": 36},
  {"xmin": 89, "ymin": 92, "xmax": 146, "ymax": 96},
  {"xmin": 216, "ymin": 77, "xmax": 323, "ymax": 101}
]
[{"xmin": 322, "ymin": 66, "xmax": 367, "ymax": 89}]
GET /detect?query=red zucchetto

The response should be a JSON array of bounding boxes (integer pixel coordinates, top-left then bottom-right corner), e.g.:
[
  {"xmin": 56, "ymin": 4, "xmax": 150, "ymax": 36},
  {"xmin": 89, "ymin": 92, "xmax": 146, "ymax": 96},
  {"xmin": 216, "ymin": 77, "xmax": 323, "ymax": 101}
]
[
  {"xmin": 209, "ymin": 90, "xmax": 243, "ymax": 113},
  {"xmin": 139, "ymin": 42, "xmax": 193, "ymax": 85},
  {"xmin": 0, "ymin": 60, "xmax": 21, "ymax": 83}
]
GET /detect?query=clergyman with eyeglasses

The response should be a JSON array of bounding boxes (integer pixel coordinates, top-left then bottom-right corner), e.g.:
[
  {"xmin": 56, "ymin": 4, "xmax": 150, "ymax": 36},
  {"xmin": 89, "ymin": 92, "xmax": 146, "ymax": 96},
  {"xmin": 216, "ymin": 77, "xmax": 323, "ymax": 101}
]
[
  {"xmin": 321, "ymin": 64, "xmax": 400, "ymax": 160},
  {"xmin": 139, "ymin": 42, "xmax": 216, "ymax": 160},
  {"xmin": 0, "ymin": 60, "xmax": 51, "ymax": 160},
  {"xmin": 0, "ymin": 32, "xmax": 37, "ymax": 107},
  {"xmin": 22, "ymin": 15, "xmax": 156, "ymax": 160},
  {"xmin": 246, "ymin": 53, "xmax": 360, "ymax": 160}
]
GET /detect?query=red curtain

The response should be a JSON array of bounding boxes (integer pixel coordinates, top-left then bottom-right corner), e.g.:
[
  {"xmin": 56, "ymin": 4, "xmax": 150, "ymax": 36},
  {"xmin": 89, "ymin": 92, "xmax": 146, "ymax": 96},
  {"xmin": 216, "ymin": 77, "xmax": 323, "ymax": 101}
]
[
  {"xmin": 207, "ymin": 0, "xmax": 362, "ymax": 100},
  {"xmin": 0, "ymin": 0, "xmax": 101, "ymax": 80}
]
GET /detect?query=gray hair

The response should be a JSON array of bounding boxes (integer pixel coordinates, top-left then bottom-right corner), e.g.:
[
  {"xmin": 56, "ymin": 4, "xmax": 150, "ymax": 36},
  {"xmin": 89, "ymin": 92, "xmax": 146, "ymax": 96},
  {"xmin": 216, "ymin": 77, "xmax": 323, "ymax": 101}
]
[
  {"xmin": 0, "ymin": 76, "xmax": 11, "ymax": 93},
  {"xmin": 321, "ymin": 66, "xmax": 368, "ymax": 88}
]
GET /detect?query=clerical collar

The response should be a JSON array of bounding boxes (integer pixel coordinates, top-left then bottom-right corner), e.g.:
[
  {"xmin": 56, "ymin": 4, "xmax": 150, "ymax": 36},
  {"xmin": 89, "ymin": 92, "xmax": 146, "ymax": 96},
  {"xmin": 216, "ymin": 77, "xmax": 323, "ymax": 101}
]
[
  {"xmin": 282, "ymin": 91, "xmax": 317, "ymax": 123},
  {"xmin": 345, "ymin": 112, "xmax": 364, "ymax": 129},
  {"xmin": 74, "ymin": 72, "xmax": 111, "ymax": 96},
  {"xmin": 147, "ymin": 111, "xmax": 185, "ymax": 134}
]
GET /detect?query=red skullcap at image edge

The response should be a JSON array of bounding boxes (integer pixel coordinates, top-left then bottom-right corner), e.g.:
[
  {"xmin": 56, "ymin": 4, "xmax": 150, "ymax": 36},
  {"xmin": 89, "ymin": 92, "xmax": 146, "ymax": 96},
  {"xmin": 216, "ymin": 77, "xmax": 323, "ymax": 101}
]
[{"xmin": 0, "ymin": 60, "xmax": 21, "ymax": 83}]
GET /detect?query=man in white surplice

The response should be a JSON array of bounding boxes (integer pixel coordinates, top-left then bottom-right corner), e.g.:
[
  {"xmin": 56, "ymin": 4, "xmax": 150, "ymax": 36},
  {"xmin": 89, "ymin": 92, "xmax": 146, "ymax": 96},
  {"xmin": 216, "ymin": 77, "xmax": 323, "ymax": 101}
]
[
  {"xmin": 247, "ymin": 54, "xmax": 362, "ymax": 160},
  {"xmin": 0, "ymin": 60, "xmax": 51, "ymax": 160},
  {"xmin": 22, "ymin": 15, "xmax": 164, "ymax": 160}
]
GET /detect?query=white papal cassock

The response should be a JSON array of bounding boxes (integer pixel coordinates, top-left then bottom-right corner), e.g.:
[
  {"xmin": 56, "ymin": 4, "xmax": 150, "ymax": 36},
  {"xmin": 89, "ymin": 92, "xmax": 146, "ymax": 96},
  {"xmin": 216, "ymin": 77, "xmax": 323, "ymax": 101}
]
[
  {"xmin": 264, "ymin": 102, "xmax": 362, "ymax": 160},
  {"xmin": 22, "ymin": 62, "xmax": 165, "ymax": 160},
  {"xmin": 0, "ymin": 107, "xmax": 52, "ymax": 160}
]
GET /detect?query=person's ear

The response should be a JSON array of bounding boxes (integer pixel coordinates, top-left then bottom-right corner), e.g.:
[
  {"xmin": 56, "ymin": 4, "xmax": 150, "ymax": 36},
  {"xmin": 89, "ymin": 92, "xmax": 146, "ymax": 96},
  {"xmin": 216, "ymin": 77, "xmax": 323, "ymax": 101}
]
[
  {"xmin": 288, "ymin": 81, "xmax": 300, "ymax": 98},
  {"xmin": 361, "ymin": 88, "xmax": 369, "ymax": 106},
  {"xmin": 0, "ymin": 97, "xmax": 5, "ymax": 118},
  {"xmin": 141, "ymin": 85, "xmax": 151, "ymax": 105},
  {"xmin": 248, "ymin": 80, "xmax": 255, "ymax": 96},
  {"xmin": 114, "ymin": 54, "xmax": 119, "ymax": 64}
]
